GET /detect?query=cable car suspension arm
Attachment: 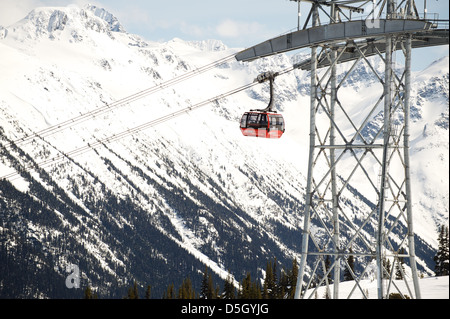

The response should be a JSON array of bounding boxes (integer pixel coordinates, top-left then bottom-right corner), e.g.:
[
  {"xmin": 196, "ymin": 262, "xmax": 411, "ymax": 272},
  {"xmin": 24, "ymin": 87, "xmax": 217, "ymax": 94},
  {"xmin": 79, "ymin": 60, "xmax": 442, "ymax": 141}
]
[{"xmin": 251, "ymin": 71, "xmax": 280, "ymax": 113}]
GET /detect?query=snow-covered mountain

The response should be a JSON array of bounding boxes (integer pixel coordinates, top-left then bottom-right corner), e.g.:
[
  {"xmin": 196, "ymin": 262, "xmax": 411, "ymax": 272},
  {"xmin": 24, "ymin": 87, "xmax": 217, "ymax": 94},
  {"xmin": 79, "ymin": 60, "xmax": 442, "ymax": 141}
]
[{"xmin": 0, "ymin": 5, "xmax": 448, "ymax": 298}]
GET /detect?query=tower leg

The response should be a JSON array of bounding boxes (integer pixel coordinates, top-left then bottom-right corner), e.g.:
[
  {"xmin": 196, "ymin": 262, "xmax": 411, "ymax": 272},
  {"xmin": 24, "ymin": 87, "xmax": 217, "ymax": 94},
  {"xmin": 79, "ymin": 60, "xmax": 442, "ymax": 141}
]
[
  {"xmin": 295, "ymin": 43, "xmax": 317, "ymax": 299},
  {"xmin": 404, "ymin": 33, "xmax": 421, "ymax": 299}
]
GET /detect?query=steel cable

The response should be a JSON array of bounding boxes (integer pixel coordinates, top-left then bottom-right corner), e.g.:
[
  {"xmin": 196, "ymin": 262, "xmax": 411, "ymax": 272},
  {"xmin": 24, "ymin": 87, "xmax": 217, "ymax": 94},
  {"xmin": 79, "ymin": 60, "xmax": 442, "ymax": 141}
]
[
  {"xmin": 4, "ymin": 53, "xmax": 237, "ymax": 151},
  {"xmin": 1, "ymin": 80, "xmax": 258, "ymax": 180}
]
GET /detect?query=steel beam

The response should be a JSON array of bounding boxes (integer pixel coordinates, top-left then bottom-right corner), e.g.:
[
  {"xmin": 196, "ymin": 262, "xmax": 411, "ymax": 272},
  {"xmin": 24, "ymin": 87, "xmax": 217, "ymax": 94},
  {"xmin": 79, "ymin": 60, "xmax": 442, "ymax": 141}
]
[
  {"xmin": 294, "ymin": 30, "xmax": 449, "ymax": 70},
  {"xmin": 235, "ymin": 19, "xmax": 433, "ymax": 62}
]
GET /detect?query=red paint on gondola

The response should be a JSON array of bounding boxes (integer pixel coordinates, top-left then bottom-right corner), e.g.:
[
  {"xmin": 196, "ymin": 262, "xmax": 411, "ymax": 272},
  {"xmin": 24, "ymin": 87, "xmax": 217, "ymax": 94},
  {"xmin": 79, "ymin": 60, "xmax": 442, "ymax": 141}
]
[{"xmin": 240, "ymin": 111, "xmax": 285, "ymax": 139}]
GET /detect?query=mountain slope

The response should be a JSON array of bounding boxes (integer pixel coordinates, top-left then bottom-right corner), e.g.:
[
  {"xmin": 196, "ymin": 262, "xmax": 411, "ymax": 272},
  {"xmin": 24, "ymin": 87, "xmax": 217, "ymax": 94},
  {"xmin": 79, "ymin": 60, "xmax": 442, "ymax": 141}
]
[{"xmin": 0, "ymin": 5, "xmax": 447, "ymax": 298}]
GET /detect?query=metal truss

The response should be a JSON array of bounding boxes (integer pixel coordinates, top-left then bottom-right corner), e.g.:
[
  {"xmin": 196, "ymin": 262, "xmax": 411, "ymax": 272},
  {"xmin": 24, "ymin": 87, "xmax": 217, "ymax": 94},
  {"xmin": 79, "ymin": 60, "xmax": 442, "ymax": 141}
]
[
  {"xmin": 294, "ymin": 33, "xmax": 423, "ymax": 299},
  {"xmin": 236, "ymin": 0, "xmax": 448, "ymax": 299},
  {"xmin": 293, "ymin": 0, "xmax": 424, "ymax": 300}
]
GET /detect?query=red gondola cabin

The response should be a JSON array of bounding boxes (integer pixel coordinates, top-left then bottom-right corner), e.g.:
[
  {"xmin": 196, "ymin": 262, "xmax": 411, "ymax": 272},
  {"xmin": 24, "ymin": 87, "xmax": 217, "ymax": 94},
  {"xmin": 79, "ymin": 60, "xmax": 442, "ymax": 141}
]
[{"xmin": 240, "ymin": 111, "xmax": 285, "ymax": 139}]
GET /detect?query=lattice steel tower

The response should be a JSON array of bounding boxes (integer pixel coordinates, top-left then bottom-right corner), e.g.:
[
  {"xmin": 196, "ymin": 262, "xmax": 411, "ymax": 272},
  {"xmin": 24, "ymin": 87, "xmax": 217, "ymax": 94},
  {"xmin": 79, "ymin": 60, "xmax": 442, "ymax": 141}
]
[{"xmin": 236, "ymin": 0, "xmax": 448, "ymax": 299}]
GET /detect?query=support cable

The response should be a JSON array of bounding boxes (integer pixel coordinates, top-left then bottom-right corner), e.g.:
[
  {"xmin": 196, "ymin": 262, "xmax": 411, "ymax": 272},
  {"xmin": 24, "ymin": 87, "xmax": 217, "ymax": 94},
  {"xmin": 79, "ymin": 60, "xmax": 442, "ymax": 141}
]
[
  {"xmin": 4, "ymin": 53, "xmax": 237, "ymax": 151},
  {"xmin": 1, "ymin": 80, "xmax": 259, "ymax": 181},
  {"xmin": 1, "ymin": 55, "xmax": 302, "ymax": 181}
]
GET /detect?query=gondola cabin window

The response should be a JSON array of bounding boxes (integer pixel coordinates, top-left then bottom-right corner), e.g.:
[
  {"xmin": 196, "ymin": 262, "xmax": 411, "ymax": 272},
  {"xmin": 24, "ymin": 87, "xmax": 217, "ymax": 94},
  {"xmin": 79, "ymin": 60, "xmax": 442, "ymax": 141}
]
[{"xmin": 240, "ymin": 111, "xmax": 285, "ymax": 139}]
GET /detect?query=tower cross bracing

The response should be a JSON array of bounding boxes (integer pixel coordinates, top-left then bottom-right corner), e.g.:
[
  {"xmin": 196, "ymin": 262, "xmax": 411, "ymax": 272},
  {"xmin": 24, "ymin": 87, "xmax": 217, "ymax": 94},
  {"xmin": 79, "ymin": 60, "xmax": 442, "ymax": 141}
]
[{"xmin": 235, "ymin": 0, "xmax": 449, "ymax": 299}]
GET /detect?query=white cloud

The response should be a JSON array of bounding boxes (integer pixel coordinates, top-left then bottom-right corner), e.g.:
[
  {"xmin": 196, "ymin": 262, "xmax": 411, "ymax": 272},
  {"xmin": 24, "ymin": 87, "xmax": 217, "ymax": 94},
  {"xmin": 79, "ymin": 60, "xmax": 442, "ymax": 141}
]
[
  {"xmin": 0, "ymin": 0, "xmax": 42, "ymax": 26},
  {"xmin": 215, "ymin": 19, "xmax": 265, "ymax": 38},
  {"xmin": 179, "ymin": 21, "xmax": 211, "ymax": 38}
]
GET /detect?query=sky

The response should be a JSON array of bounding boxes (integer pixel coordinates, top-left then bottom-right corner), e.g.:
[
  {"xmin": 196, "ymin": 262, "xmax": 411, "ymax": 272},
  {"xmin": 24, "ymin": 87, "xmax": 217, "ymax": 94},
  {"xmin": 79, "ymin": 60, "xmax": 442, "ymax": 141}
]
[{"xmin": 0, "ymin": 0, "xmax": 448, "ymax": 70}]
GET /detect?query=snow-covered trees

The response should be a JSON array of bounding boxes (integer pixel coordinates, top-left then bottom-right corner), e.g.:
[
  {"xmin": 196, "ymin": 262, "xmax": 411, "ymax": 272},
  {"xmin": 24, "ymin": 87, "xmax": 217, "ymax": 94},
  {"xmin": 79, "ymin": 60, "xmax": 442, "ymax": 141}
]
[{"xmin": 434, "ymin": 225, "xmax": 449, "ymax": 276}]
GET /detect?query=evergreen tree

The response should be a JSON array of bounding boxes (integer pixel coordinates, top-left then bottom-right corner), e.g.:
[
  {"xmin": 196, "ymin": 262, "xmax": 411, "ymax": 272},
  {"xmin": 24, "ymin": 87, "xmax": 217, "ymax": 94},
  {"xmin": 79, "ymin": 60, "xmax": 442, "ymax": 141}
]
[
  {"xmin": 344, "ymin": 249, "xmax": 355, "ymax": 281},
  {"xmin": 178, "ymin": 277, "xmax": 196, "ymax": 299},
  {"xmin": 222, "ymin": 271, "xmax": 236, "ymax": 299},
  {"xmin": 323, "ymin": 288, "xmax": 331, "ymax": 299},
  {"xmin": 384, "ymin": 258, "xmax": 392, "ymax": 279},
  {"xmin": 84, "ymin": 285, "xmax": 92, "ymax": 299},
  {"xmin": 207, "ymin": 274, "xmax": 215, "ymax": 299},
  {"xmin": 238, "ymin": 273, "xmax": 252, "ymax": 299},
  {"xmin": 252, "ymin": 279, "xmax": 262, "ymax": 299},
  {"xmin": 278, "ymin": 269, "xmax": 289, "ymax": 299},
  {"xmin": 201, "ymin": 265, "xmax": 209, "ymax": 298},
  {"xmin": 200, "ymin": 266, "xmax": 216, "ymax": 299},
  {"xmin": 145, "ymin": 285, "xmax": 151, "ymax": 299},
  {"xmin": 277, "ymin": 258, "xmax": 298, "ymax": 299},
  {"xmin": 84, "ymin": 285, "xmax": 98, "ymax": 299},
  {"xmin": 263, "ymin": 259, "xmax": 278, "ymax": 299},
  {"xmin": 434, "ymin": 225, "xmax": 449, "ymax": 276},
  {"xmin": 215, "ymin": 284, "xmax": 221, "ymax": 299},
  {"xmin": 126, "ymin": 281, "xmax": 139, "ymax": 299},
  {"xmin": 262, "ymin": 260, "xmax": 273, "ymax": 299},
  {"xmin": 395, "ymin": 248, "xmax": 405, "ymax": 280},
  {"xmin": 238, "ymin": 272, "xmax": 261, "ymax": 299},
  {"xmin": 324, "ymin": 255, "xmax": 332, "ymax": 283},
  {"xmin": 163, "ymin": 283, "xmax": 175, "ymax": 299},
  {"xmin": 288, "ymin": 258, "xmax": 298, "ymax": 299}
]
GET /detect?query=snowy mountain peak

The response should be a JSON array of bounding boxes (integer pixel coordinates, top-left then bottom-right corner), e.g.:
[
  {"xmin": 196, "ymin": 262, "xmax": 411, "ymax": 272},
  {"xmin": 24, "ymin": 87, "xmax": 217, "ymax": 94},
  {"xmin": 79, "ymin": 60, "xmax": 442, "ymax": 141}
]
[
  {"xmin": 184, "ymin": 39, "xmax": 228, "ymax": 52},
  {"xmin": 418, "ymin": 55, "xmax": 450, "ymax": 78},
  {"xmin": 47, "ymin": 9, "xmax": 68, "ymax": 33},
  {"xmin": 84, "ymin": 4, "xmax": 125, "ymax": 33},
  {"xmin": 4, "ymin": 5, "xmax": 125, "ymax": 42}
]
